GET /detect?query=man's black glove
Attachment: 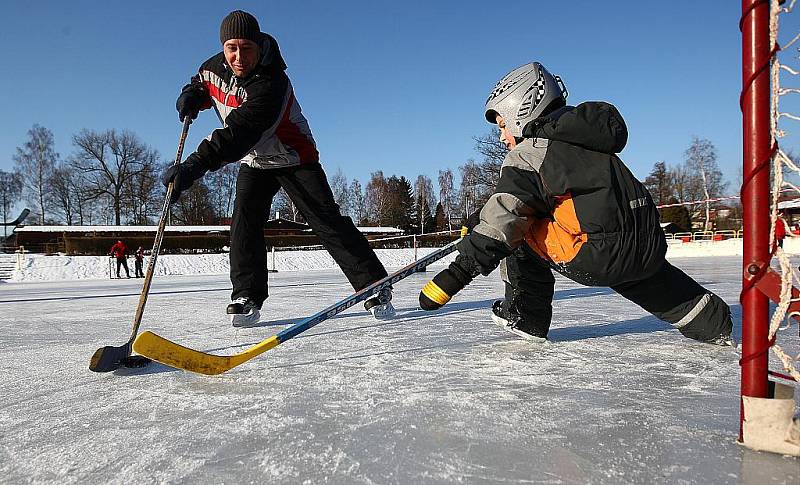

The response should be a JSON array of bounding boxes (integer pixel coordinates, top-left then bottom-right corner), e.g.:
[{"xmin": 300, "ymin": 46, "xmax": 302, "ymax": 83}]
[
  {"xmin": 161, "ymin": 153, "xmax": 209, "ymax": 204},
  {"xmin": 419, "ymin": 256, "xmax": 479, "ymax": 311},
  {"xmin": 176, "ymin": 82, "xmax": 209, "ymax": 122}
]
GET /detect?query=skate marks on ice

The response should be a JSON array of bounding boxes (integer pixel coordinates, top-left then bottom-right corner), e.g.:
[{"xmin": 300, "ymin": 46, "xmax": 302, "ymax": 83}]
[
  {"xmin": 0, "ymin": 278, "xmax": 344, "ymax": 305},
  {"xmin": 1, "ymin": 257, "xmax": 798, "ymax": 483}
]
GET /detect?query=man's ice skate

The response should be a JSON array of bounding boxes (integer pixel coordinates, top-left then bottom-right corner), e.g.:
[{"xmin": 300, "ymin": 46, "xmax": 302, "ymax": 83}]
[
  {"xmin": 491, "ymin": 300, "xmax": 547, "ymax": 343},
  {"xmin": 364, "ymin": 287, "xmax": 395, "ymax": 320},
  {"xmin": 227, "ymin": 297, "xmax": 261, "ymax": 327}
]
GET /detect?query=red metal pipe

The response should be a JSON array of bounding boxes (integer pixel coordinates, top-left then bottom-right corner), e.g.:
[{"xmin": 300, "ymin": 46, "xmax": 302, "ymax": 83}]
[{"xmin": 740, "ymin": 0, "xmax": 772, "ymax": 441}]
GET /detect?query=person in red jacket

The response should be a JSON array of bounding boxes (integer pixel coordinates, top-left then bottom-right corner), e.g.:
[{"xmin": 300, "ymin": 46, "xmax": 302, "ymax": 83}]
[
  {"xmin": 775, "ymin": 212, "xmax": 789, "ymax": 249},
  {"xmin": 109, "ymin": 240, "xmax": 130, "ymax": 278}
]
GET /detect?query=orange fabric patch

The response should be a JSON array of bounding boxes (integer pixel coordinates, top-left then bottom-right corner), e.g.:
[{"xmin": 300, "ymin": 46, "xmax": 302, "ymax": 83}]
[{"xmin": 525, "ymin": 194, "xmax": 587, "ymax": 264}]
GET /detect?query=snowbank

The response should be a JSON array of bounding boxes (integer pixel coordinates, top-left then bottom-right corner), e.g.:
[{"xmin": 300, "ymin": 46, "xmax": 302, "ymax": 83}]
[
  {"xmin": 8, "ymin": 248, "xmax": 457, "ymax": 282},
  {"xmin": 8, "ymin": 238, "xmax": 800, "ymax": 282}
]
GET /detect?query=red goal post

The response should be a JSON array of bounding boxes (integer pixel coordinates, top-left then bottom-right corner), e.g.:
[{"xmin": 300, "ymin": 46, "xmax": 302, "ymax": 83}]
[{"xmin": 740, "ymin": 0, "xmax": 800, "ymax": 455}]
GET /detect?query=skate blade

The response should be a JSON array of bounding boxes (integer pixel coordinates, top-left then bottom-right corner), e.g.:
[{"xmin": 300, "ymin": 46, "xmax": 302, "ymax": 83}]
[
  {"xmin": 370, "ymin": 303, "xmax": 396, "ymax": 320},
  {"xmin": 490, "ymin": 313, "xmax": 547, "ymax": 343},
  {"xmin": 230, "ymin": 309, "xmax": 260, "ymax": 327}
]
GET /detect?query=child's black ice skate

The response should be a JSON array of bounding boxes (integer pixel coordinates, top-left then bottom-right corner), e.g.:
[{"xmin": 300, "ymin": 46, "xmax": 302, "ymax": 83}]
[{"xmin": 491, "ymin": 300, "xmax": 547, "ymax": 343}]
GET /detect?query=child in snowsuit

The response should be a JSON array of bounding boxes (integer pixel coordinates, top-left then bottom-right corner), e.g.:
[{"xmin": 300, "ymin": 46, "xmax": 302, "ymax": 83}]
[
  {"xmin": 134, "ymin": 246, "xmax": 145, "ymax": 278},
  {"xmin": 419, "ymin": 62, "xmax": 733, "ymax": 345}
]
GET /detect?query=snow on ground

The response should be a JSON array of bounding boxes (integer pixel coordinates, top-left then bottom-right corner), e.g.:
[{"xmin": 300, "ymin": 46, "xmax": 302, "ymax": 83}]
[
  {"xmin": 7, "ymin": 248, "xmax": 456, "ymax": 282},
  {"xmin": 8, "ymin": 237, "xmax": 800, "ymax": 283},
  {"xmin": 0, "ymin": 257, "xmax": 798, "ymax": 483}
]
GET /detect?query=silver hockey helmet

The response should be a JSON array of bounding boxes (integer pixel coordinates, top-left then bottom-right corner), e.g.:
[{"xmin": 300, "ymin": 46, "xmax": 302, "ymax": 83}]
[{"xmin": 484, "ymin": 62, "xmax": 568, "ymax": 137}]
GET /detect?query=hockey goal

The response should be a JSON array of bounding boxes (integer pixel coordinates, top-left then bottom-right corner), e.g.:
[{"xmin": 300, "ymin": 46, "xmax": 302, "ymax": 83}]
[{"xmin": 740, "ymin": 0, "xmax": 800, "ymax": 456}]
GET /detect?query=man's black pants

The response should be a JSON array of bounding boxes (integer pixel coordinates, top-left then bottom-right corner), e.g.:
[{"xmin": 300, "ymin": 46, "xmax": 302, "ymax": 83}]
[
  {"xmin": 116, "ymin": 258, "xmax": 130, "ymax": 278},
  {"xmin": 230, "ymin": 163, "xmax": 388, "ymax": 305}
]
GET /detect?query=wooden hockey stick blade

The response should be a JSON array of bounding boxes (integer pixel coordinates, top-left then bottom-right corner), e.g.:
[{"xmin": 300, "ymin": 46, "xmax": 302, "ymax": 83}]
[{"xmin": 133, "ymin": 331, "xmax": 279, "ymax": 375}]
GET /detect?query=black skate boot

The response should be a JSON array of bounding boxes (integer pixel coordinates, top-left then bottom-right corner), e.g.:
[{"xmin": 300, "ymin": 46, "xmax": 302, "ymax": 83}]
[
  {"xmin": 364, "ymin": 286, "xmax": 396, "ymax": 320},
  {"xmin": 491, "ymin": 300, "xmax": 547, "ymax": 343},
  {"xmin": 227, "ymin": 297, "xmax": 261, "ymax": 327}
]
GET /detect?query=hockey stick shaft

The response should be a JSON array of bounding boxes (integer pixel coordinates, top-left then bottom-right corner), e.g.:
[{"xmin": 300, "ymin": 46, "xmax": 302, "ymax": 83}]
[
  {"xmin": 133, "ymin": 238, "xmax": 462, "ymax": 375},
  {"xmin": 128, "ymin": 117, "xmax": 191, "ymax": 342},
  {"xmin": 88, "ymin": 118, "xmax": 191, "ymax": 372}
]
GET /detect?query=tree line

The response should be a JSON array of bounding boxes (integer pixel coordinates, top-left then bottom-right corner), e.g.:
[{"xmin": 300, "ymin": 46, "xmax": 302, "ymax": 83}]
[
  {"xmin": 643, "ymin": 136, "xmax": 732, "ymax": 232},
  {"xmin": 1, "ymin": 124, "xmax": 238, "ymax": 227},
  {"xmin": 2, "ymin": 124, "xmax": 742, "ymax": 233}
]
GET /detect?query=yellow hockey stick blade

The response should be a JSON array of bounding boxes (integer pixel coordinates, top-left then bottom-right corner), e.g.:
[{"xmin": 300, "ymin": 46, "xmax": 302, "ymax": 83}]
[{"xmin": 133, "ymin": 331, "xmax": 280, "ymax": 375}]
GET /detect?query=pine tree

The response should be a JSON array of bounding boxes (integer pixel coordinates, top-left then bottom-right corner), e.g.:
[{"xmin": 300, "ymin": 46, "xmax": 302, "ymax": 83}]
[
  {"xmin": 385, "ymin": 176, "xmax": 414, "ymax": 231},
  {"xmin": 433, "ymin": 202, "xmax": 447, "ymax": 231},
  {"xmin": 660, "ymin": 198, "xmax": 691, "ymax": 233}
]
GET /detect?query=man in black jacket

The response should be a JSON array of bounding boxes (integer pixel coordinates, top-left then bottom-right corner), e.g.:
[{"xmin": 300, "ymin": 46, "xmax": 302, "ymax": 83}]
[
  {"xmin": 163, "ymin": 10, "xmax": 394, "ymax": 326},
  {"xmin": 419, "ymin": 62, "xmax": 733, "ymax": 346}
]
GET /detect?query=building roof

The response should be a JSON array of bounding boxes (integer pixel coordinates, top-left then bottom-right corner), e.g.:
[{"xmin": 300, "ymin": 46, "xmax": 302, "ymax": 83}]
[
  {"xmin": 14, "ymin": 225, "xmax": 229, "ymax": 233},
  {"xmin": 777, "ymin": 199, "xmax": 800, "ymax": 210},
  {"xmin": 15, "ymin": 223, "xmax": 404, "ymax": 235}
]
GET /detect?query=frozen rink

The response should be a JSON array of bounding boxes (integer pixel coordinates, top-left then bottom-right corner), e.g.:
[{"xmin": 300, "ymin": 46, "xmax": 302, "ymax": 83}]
[{"xmin": 0, "ymin": 256, "xmax": 798, "ymax": 484}]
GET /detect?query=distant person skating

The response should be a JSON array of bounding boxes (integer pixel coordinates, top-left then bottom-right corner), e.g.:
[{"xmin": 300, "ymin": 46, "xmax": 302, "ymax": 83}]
[
  {"xmin": 774, "ymin": 212, "xmax": 790, "ymax": 249},
  {"xmin": 418, "ymin": 61, "xmax": 733, "ymax": 346},
  {"xmin": 109, "ymin": 240, "xmax": 131, "ymax": 279},
  {"xmin": 134, "ymin": 246, "xmax": 145, "ymax": 278},
  {"xmin": 161, "ymin": 10, "xmax": 394, "ymax": 326}
]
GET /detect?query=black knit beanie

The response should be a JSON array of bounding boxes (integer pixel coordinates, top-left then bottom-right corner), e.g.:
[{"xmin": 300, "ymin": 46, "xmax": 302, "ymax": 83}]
[{"xmin": 220, "ymin": 10, "xmax": 261, "ymax": 44}]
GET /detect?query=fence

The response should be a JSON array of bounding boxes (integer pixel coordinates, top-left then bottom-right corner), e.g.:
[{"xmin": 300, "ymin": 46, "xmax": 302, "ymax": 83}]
[{"xmin": 665, "ymin": 230, "xmax": 743, "ymax": 242}]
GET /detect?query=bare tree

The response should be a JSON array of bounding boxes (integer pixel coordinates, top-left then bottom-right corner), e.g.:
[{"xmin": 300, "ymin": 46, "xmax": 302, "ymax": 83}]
[
  {"xmin": 171, "ymin": 181, "xmax": 217, "ymax": 225},
  {"xmin": 473, "ymin": 130, "xmax": 508, "ymax": 189},
  {"xmin": 329, "ymin": 168, "xmax": 351, "ymax": 217},
  {"xmin": 365, "ymin": 171, "xmax": 389, "ymax": 225},
  {"xmin": 70, "ymin": 129, "xmax": 159, "ymax": 225},
  {"xmin": 13, "ymin": 124, "xmax": 57, "ymax": 224},
  {"xmin": 684, "ymin": 136, "xmax": 727, "ymax": 230},
  {"xmin": 272, "ymin": 188, "xmax": 302, "ymax": 222},
  {"xmin": 49, "ymin": 164, "xmax": 79, "ymax": 225},
  {"xmin": 414, "ymin": 174, "xmax": 437, "ymax": 234},
  {"xmin": 438, "ymin": 169, "xmax": 457, "ymax": 230},
  {"xmin": 349, "ymin": 179, "xmax": 367, "ymax": 224},
  {"xmin": 70, "ymin": 175, "xmax": 101, "ymax": 226},
  {"xmin": 459, "ymin": 160, "xmax": 485, "ymax": 220},
  {"xmin": 206, "ymin": 163, "xmax": 239, "ymax": 221},
  {"xmin": 123, "ymin": 157, "xmax": 160, "ymax": 225},
  {"xmin": 0, "ymin": 170, "xmax": 22, "ymax": 238}
]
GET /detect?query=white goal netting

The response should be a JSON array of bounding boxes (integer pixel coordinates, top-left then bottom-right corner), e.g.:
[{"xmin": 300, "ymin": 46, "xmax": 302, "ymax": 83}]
[{"xmin": 767, "ymin": 0, "xmax": 800, "ymax": 382}]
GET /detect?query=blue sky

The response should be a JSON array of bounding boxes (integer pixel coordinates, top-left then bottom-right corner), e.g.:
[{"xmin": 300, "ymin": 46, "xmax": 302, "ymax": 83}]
[{"xmin": 1, "ymin": 0, "xmax": 798, "ymax": 194}]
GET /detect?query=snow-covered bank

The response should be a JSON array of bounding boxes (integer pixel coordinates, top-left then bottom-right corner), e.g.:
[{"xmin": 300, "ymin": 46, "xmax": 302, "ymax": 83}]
[
  {"xmin": 8, "ymin": 238, "xmax": 800, "ymax": 282},
  {"xmin": 8, "ymin": 248, "xmax": 458, "ymax": 282}
]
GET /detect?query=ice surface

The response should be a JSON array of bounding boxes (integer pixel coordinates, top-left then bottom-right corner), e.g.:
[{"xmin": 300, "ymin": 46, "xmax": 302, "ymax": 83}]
[{"xmin": 0, "ymin": 256, "xmax": 798, "ymax": 484}]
